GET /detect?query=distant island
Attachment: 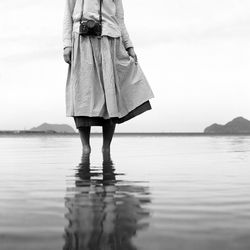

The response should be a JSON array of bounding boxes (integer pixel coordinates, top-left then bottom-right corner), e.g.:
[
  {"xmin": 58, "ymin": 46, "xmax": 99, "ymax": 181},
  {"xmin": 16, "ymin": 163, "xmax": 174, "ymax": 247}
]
[
  {"xmin": 30, "ymin": 123, "xmax": 76, "ymax": 133},
  {"xmin": 204, "ymin": 117, "xmax": 250, "ymax": 134},
  {"xmin": 1, "ymin": 119, "xmax": 250, "ymax": 136},
  {"xmin": 0, "ymin": 123, "xmax": 77, "ymax": 135}
]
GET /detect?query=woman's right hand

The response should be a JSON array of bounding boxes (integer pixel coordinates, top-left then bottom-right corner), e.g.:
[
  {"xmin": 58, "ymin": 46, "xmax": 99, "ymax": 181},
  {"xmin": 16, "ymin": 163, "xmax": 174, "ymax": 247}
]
[{"xmin": 63, "ymin": 47, "xmax": 72, "ymax": 64}]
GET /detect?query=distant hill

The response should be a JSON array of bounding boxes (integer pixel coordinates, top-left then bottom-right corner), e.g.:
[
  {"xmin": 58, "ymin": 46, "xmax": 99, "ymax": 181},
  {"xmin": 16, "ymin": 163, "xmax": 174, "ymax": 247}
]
[
  {"xmin": 30, "ymin": 123, "xmax": 75, "ymax": 133},
  {"xmin": 204, "ymin": 117, "xmax": 250, "ymax": 134}
]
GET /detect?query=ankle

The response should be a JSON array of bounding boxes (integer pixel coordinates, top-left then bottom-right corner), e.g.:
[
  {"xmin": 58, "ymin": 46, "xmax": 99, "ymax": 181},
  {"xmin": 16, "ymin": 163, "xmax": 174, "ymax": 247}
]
[{"xmin": 82, "ymin": 145, "xmax": 91, "ymax": 154}]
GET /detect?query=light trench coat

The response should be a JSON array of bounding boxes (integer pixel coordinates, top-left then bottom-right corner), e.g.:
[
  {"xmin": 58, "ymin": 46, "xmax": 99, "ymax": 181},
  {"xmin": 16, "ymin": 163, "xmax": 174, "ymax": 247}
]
[{"xmin": 63, "ymin": 0, "xmax": 155, "ymax": 118}]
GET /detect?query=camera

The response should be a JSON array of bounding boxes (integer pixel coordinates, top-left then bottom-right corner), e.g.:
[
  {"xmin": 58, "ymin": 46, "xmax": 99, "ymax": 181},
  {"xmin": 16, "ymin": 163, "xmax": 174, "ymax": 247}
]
[{"xmin": 79, "ymin": 19, "xmax": 102, "ymax": 36}]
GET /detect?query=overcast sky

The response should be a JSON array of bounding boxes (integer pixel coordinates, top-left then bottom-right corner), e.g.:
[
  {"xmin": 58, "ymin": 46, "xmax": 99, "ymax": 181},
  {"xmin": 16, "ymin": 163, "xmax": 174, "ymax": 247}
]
[{"xmin": 0, "ymin": 0, "xmax": 249, "ymax": 132}]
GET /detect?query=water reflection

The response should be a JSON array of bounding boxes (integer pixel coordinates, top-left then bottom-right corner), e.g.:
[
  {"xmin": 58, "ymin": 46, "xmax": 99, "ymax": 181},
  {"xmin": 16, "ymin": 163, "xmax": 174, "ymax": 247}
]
[{"xmin": 63, "ymin": 152, "xmax": 151, "ymax": 250}]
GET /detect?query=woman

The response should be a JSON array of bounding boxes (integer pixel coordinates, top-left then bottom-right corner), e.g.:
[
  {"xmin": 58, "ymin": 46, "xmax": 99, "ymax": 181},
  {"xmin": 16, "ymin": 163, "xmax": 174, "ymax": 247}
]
[{"xmin": 63, "ymin": 0, "xmax": 155, "ymax": 153}]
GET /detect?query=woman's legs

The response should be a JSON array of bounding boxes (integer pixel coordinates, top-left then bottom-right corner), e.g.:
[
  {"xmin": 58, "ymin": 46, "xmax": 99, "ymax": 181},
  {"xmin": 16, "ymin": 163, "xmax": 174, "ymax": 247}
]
[
  {"xmin": 102, "ymin": 121, "xmax": 116, "ymax": 153},
  {"xmin": 78, "ymin": 126, "xmax": 91, "ymax": 154},
  {"xmin": 77, "ymin": 121, "xmax": 116, "ymax": 153}
]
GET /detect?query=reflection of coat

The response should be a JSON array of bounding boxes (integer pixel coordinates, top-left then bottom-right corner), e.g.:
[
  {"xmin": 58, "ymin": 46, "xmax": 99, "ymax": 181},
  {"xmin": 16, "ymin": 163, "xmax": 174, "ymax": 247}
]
[
  {"xmin": 63, "ymin": 0, "xmax": 133, "ymax": 49},
  {"xmin": 64, "ymin": 183, "xmax": 150, "ymax": 250}
]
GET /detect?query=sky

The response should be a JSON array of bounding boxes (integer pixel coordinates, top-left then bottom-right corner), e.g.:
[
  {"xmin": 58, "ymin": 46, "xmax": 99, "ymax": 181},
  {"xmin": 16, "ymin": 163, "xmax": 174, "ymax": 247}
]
[{"xmin": 0, "ymin": 0, "xmax": 249, "ymax": 132}]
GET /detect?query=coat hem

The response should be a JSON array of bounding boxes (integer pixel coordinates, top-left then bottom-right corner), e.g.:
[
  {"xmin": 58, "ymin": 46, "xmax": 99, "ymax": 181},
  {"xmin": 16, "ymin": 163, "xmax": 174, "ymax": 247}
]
[
  {"xmin": 73, "ymin": 100, "xmax": 153, "ymax": 128},
  {"xmin": 66, "ymin": 95, "xmax": 154, "ymax": 118}
]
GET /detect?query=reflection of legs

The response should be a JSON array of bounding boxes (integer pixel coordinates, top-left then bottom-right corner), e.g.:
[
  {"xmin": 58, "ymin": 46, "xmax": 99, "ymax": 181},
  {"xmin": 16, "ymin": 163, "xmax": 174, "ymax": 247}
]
[
  {"xmin": 102, "ymin": 121, "xmax": 116, "ymax": 153},
  {"xmin": 78, "ymin": 126, "xmax": 91, "ymax": 154},
  {"xmin": 102, "ymin": 150, "xmax": 112, "ymax": 163}
]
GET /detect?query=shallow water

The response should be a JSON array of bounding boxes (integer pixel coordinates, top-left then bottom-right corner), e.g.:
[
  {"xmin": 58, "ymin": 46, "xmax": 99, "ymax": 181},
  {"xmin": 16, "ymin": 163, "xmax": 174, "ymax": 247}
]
[{"xmin": 1, "ymin": 134, "xmax": 250, "ymax": 250}]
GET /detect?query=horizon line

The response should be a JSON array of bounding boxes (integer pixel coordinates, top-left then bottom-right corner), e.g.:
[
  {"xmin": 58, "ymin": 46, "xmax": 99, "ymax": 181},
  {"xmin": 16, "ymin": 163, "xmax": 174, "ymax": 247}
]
[{"xmin": 1, "ymin": 130, "xmax": 250, "ymax": 136}]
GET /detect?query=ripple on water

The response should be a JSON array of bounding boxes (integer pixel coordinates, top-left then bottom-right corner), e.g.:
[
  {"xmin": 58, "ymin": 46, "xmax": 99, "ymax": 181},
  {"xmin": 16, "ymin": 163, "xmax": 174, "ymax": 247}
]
[{"xmin": 1, "ymin": 135, "xmax": 250, "ymax": 250}]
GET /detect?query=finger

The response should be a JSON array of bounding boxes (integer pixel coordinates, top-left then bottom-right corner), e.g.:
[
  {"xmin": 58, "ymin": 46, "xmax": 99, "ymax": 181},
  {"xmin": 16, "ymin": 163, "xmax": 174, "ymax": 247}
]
[
  {"xmin": 134, "ymin": 55, "xmax": 138, "ymax": 65},
  {"xmin": 64, "ymin": 55, "xmax": 71, "ymax": 64},
  {"xmin": 68, "ymin": 52, "xmax": 72, "ymax": 64},
  {"xmin": 63, "ymin": 54, "xmax": 68, "ymax": 63},
  {"xmin": 64, "ymin": 57, "xmax": 69, "ymax": 64}
]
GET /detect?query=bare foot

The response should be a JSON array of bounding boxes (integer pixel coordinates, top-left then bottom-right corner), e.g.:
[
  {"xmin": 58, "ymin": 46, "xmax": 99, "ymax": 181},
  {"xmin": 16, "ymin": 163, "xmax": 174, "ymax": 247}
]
[{"xmin": 82, "ymin": 145, "xmax": 91, "ymax": 154}]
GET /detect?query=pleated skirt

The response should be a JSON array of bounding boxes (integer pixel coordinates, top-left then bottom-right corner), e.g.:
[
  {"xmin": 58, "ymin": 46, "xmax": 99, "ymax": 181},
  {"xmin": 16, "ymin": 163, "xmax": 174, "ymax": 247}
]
[{"xmin": 65, "ymin": 32, "xmax": 155, "ymax": 128}]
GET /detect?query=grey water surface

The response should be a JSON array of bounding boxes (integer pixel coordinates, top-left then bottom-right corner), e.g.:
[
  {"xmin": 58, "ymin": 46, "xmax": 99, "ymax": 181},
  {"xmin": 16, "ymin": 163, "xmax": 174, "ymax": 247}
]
[{"xmin": 0, "ymin": 134, "xmax": 250, "ymax": 250}]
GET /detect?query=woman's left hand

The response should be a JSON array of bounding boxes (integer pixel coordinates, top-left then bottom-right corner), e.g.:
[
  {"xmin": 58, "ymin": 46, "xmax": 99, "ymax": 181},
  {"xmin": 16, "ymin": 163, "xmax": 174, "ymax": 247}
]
[{"xmin": 127, "ymin": 47, "xmax": 138, "ymax": 65}]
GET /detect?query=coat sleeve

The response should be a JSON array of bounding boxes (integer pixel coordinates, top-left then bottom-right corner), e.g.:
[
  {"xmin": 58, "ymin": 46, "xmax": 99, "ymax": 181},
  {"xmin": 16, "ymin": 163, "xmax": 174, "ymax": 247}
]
[
  {"xmin": 115, "ymin": 0, "xmax": 133, "ymax": 50},
  {"xmin": 63, "ymin": 0, "xmax": 75, "ymax": 49}
]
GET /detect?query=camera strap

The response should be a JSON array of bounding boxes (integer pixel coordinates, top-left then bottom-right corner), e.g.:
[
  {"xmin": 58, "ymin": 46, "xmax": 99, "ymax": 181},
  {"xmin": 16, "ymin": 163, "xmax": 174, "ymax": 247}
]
[
  {"xmin": 80, "ymin": 0, "xmax": 103, "ymax": 24},
  {"xmin": 99, "ymin": 0, "xmax": 103, "ymax": 25}
]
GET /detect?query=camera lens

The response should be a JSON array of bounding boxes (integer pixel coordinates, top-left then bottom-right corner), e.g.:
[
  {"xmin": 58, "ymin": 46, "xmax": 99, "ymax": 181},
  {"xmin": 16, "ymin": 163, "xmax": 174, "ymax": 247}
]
[{"xmin": 87, "ymin": 20, "xmax": 96, "ymax": 28}]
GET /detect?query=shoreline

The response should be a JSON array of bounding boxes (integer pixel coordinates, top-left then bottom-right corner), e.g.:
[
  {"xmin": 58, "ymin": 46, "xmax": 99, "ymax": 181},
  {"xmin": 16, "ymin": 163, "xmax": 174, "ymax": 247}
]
[{"xmin": 0, "ymin": 131, "xmax": 250, "ymax": 137}]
